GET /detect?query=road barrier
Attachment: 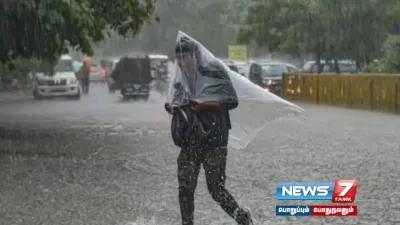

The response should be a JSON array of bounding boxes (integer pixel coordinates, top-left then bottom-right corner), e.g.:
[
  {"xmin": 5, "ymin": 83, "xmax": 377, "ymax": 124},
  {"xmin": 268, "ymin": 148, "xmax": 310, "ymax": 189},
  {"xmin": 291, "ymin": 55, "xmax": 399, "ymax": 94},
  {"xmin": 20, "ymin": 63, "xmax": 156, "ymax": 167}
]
[{"xmin": 282, "ymin": 73, "xmax": 400, "ymax": 113}]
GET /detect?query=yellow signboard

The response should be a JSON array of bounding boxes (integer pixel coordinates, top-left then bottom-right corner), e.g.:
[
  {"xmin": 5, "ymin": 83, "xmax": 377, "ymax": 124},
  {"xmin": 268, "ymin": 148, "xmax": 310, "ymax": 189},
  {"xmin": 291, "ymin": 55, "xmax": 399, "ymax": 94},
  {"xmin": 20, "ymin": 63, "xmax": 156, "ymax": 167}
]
[{"xmin": 228, "ymin": 45, "xmax": 248, "ymax": 61}]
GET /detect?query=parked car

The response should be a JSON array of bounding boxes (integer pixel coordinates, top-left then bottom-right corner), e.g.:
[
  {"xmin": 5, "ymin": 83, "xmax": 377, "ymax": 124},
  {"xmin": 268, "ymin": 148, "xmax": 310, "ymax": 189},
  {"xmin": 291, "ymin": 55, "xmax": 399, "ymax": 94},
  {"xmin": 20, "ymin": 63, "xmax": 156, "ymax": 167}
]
[
  {"xmin": 148, "ymin": 54, "xmax": 169, "ymax": 96},
  {"xmin": 149, "ymin": 54, "xmax": 169, "ymax": 80},
  {"xmin": 31, "ymin": 55, "xmax": 80, "ymax": 100},
  {"xmin": 247, "ymin": 62, "xmax": 299, "ymax": 95},
  {"xmin": 301, "ymin": 60, "xmax": 358, "ymax": 74},
  {"xmin": 88, "ymin": 64, "xmax": 105, "ymax": 83},
  {"xmin": 232, "ymin": 61, "xmax": 249, "ymax": 76}
]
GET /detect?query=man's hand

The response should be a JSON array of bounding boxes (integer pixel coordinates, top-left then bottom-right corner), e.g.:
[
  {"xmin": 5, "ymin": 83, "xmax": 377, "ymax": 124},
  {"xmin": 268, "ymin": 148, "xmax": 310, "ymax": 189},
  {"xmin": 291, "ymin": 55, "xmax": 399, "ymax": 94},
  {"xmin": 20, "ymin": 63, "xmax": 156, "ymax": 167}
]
[
  {"xmin": 164, "ymin": 103, "xmax": 176, "ymax": 114},
  {"xmin": 191, "ymin": 99, "xmax": 221, "ymax": 112}
]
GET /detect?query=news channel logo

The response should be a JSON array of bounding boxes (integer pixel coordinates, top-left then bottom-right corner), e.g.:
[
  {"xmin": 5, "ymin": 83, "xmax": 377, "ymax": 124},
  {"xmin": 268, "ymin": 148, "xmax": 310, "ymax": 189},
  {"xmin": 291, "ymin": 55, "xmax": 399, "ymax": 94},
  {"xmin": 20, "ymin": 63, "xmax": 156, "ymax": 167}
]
[
  {"xmin": 275, "ymin": 180, "xmax": 359, "ymax": 216},
  {"xmin": 275, "ymin": 180, "xmax": 358, "ymax": 202},
  {"xmin": 276, "ymin": 205, "xmax": 358, "ymax": 216}
]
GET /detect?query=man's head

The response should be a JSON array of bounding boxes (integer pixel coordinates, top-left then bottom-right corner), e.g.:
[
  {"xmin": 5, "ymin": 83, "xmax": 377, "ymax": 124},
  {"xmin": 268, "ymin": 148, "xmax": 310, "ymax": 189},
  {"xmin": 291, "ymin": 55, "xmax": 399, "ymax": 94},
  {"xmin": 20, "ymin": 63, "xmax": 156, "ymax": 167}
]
[
  {"xmin": 82, "ymin": 60, "xmax": 90, "ymax": 68},
  {"xmin": 175, "ymin": 37, "xmax": 199, "ymax": 70}
]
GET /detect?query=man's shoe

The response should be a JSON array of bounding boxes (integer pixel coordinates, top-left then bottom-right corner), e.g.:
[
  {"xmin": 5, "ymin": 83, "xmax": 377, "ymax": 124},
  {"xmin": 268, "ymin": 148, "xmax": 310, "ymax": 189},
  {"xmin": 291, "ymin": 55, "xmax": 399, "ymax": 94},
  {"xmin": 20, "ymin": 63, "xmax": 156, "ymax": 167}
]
[{"xmin": 236, "ymin": 208, "xmax": 254, "ymax": 225}]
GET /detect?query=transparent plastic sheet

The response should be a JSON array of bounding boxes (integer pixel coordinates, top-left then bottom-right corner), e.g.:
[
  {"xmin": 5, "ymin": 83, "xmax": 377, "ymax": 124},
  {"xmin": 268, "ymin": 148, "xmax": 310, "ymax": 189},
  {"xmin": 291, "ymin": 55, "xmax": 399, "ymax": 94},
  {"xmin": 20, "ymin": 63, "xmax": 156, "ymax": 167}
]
[{"xmin": 167, "ymin": 31, "xmax": 304, "ymax": 149}]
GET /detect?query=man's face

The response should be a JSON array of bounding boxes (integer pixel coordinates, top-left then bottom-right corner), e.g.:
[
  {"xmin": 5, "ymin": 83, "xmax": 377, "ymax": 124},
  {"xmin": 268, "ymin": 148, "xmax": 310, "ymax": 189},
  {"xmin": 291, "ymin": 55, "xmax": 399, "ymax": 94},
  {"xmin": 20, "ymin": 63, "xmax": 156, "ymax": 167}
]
[{"xmin": 176, "ymin": 52, "xmax": 196, "ymax": 70}]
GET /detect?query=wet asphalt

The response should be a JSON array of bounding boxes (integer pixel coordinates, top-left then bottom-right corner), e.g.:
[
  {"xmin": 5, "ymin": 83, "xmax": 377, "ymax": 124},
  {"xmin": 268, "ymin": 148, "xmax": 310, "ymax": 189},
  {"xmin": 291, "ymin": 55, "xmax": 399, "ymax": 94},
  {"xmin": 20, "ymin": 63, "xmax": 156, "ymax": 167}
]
[{"xmin": 0, "ymin": 84, "xmax": 399, "ymax": 225}]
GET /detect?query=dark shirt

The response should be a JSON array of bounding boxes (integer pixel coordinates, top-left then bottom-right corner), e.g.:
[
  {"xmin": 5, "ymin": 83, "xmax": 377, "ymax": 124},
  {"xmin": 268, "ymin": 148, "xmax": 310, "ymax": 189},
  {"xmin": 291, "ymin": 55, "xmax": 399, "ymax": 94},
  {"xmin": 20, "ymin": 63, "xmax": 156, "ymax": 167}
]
[
  {"xmin": 170, "ymin": 62, "xmax": 238, "ymax": 148},
  {"xmin": 78, "ymin": 66, "xmax": 90, "ymax": 80}
]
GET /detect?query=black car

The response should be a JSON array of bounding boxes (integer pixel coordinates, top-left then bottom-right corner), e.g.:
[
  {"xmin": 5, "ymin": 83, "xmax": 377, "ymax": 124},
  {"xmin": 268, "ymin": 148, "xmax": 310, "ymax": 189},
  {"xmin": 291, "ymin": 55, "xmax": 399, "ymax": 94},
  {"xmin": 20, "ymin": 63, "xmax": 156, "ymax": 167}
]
[
  {"xmin": 110, "ymin": 56, "xmax": 153, "ymax": 101},
  {"xmin": 248, "ymin": 62, "xmax": 299, "ymax": 96}
]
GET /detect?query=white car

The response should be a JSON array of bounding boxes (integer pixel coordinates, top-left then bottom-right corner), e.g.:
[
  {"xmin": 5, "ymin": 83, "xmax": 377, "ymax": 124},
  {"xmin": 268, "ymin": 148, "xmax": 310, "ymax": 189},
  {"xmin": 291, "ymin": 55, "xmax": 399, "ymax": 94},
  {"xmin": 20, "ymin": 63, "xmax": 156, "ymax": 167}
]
[
  {"xmin": 89, "ymin": 64, "xmax": 106, "ymax": 83},
  {"xmin": 31, "ymin": 55, "xmax": 80, "ymax": 99},
  {"xmin": 232, "ymin": 60, "xmax": 250, "ymax": 76},
  {"xmin": 148, "ymin": 54, "xmax": 169, "ymax": 78}
]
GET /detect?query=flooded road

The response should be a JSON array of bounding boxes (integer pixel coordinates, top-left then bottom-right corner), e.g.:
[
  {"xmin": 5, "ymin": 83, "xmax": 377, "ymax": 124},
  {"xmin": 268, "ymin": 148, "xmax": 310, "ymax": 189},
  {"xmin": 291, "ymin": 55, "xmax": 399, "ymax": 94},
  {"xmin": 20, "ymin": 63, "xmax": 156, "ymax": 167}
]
[{"xmin": 0, "ymin": 84, "xmax": 398, "ymax": 225}]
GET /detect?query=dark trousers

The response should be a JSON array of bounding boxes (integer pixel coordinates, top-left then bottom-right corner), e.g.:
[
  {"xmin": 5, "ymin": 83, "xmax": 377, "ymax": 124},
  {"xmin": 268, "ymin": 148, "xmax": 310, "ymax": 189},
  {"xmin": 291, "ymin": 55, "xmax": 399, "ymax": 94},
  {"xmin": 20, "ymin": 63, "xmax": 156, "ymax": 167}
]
[
  {"xmin": 177, "ymin": 146, "xmax": 239, "ymax": 225},
  {"xmin": 81, "ymin": 78, "xmax": 89, "ymax": 93}
]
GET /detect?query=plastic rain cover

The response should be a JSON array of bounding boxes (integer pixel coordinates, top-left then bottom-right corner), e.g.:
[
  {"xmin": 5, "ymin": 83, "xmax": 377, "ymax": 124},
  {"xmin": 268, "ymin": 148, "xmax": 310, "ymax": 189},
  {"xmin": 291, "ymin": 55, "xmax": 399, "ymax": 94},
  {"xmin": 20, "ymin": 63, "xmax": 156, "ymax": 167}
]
[{"xmin": 167, "ymin": 31, "xmax": 304, "ymax": 149}]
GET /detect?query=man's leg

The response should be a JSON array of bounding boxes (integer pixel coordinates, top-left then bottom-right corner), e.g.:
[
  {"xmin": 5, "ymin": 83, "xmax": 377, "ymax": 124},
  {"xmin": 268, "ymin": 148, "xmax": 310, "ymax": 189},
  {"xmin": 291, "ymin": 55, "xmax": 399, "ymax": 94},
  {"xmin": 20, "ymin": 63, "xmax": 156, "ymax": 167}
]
[
  {"xmin": 81, "ymin": 79, "xmax": 87, "ymax": 93},
  {"xmin": 83, "ymin": 78, "xmax": 89, "ymax": 93},
  {"xmin": 203, "ymin": 146, "xmax": 253, "ymax": 225},
  {"xmin": 177, "ymin": 148, "xmax": 201, "ymax": 225},
  {"xmin": 86, "ymin": 78, "xmax": 90, "ymax": 93},
  {"xmin": 203, "ymin": 146, "xmax": 239, "ymax": 216},
  {"xmin": 80, "ymin": 79, "xmax": 84, "ymax": 92}
]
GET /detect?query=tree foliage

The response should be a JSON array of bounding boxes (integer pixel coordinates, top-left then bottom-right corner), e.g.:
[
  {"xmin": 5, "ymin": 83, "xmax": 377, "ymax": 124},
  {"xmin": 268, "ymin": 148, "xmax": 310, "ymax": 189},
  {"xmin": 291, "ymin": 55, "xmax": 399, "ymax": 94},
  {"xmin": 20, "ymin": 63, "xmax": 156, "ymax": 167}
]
[
  {"xmin": 0, "ymin": 0, "xmax": 157, "ymax": 64},
  {"xmin": 101, "ymin": 0, "xmax": 239, "ymax": 57},
  {"xmin": 365, "ymin": 35, "xmax": 400, "ymax": 73},
  {"xmin": 238, "ymin": 0, "xmax": 400, "ymax": 72}
]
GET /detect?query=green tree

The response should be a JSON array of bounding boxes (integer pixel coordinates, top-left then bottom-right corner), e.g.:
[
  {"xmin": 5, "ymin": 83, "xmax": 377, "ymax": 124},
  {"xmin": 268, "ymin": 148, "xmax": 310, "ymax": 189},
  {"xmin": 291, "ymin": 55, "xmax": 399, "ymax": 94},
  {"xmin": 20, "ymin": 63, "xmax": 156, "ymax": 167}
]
[
  {"xmin": 102, "ymin": 0, "xmax": 239, "ymax": 57},
  {"xmin": 239, "ymin": 0, "xmax": 400, "ymax": 73},
  {"xmin": 0, "ymin": 0, "xmax": 157, "ymax": 65}
]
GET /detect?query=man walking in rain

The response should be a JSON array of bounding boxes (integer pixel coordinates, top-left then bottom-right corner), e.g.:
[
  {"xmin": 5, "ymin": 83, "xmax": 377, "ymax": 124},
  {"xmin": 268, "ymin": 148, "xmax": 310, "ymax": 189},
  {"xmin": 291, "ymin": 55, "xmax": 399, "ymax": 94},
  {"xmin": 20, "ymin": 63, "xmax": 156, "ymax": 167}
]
[
  {"xmin": 165, "ymin": 37, "xmax": 253, "ymax": 225},
  {"xmin": 77, "ymin": 60, "xmax": 90, "ymax": 93}
]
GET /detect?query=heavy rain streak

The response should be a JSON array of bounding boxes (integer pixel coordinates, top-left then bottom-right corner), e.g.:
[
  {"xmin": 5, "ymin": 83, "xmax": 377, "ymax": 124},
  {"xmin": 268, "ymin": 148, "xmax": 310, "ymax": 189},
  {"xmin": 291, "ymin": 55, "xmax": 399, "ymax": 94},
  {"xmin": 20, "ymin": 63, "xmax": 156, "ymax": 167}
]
[{"xmin": 0, "ymin": 0, "xmax": 399, "ymax": 225}]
